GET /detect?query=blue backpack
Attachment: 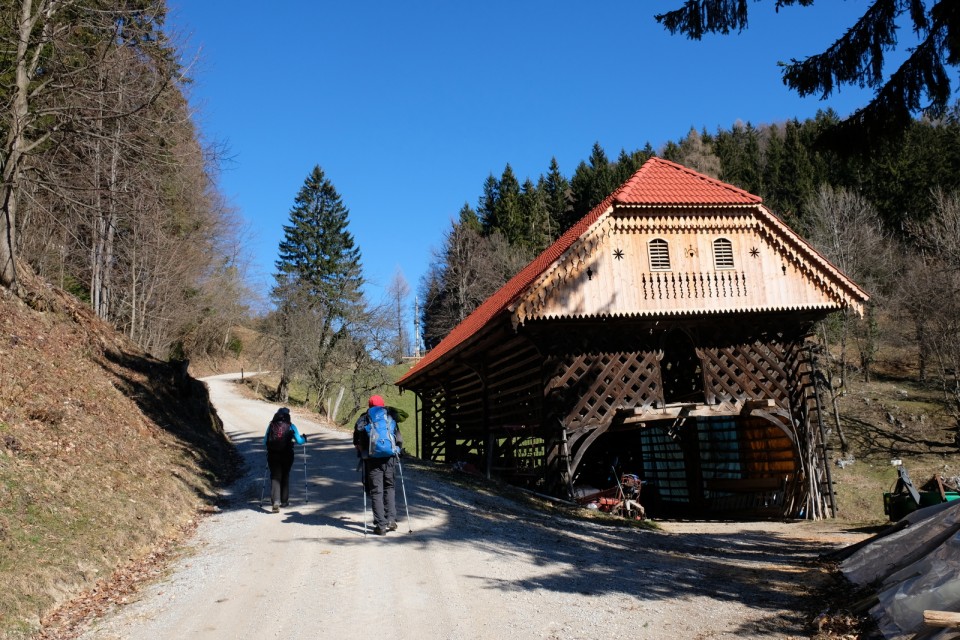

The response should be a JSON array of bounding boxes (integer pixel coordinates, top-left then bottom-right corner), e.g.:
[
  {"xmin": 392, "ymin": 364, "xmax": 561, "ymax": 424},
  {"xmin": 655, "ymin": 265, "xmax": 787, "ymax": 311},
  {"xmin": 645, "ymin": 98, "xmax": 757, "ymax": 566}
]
[{"xmin": 365, "ymin": 406, "xmax": 398, "ymax": 458}]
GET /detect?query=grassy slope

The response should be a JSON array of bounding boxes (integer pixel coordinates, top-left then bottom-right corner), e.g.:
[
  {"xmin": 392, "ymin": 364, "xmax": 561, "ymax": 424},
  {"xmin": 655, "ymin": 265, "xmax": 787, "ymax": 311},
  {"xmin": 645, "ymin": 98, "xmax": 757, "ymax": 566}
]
[
  {"xmin": 0, "ymin": 272, "xmax": 238, "ymax": 639},
  {"xmin": 828, "ymin": 371, "xmax": 959, "ymax": 524}
]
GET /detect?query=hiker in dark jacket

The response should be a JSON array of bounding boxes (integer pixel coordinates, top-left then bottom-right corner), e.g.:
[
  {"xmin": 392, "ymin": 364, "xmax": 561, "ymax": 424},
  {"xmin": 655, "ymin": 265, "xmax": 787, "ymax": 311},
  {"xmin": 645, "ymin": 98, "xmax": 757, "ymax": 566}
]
[
  {"xmin": 354, "ymin": 395, "xmax": 403, "ymax": 535},
  {"xmin": 263, "ymin": 407, "xmax": 306, "ymax": 512}
]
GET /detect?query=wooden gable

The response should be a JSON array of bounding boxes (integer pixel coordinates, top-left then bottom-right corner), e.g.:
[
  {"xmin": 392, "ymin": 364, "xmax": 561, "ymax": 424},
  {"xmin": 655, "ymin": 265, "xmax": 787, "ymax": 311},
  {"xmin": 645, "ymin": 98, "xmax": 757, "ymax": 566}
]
[{"xmin": 512, "ymin": 202, "xmax": 868, "ymax": 324}]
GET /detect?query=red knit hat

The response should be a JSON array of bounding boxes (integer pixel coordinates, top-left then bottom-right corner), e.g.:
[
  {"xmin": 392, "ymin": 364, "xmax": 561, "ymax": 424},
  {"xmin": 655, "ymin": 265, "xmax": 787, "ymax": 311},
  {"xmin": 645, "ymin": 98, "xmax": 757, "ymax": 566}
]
[{"xmin": 368, "ymin": 395, "xmax": 385, "ymax": 407}]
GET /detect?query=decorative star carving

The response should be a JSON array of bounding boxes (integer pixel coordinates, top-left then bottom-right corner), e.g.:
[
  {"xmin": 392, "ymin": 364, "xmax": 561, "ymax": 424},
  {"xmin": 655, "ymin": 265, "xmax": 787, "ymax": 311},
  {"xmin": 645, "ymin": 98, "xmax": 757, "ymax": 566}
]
[
  {"xmin": 613, "ymin": 248, "xmax": 625, "ymax": 260},
  {"xmin": 750, "ymin": 247, "xmax": 760, "ymax": 258}
]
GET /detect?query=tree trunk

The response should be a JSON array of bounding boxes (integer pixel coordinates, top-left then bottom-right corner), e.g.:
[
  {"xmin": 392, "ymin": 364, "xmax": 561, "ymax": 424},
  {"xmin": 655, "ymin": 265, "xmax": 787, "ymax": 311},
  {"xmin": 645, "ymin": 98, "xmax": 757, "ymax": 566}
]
[
  {"xmin": 0, "ymin": 182, "xmax": 19, "ymax": 292},
  {"xmin": 817, "ymin": 322, "xmax": 848, "ymax": 452},
  {"xmin": 1, "ymin": 0, "xmax": 62, "ymax": 292},
  {"xmin": 916, "ymin": 318, "xmax": 928, "ymax": 383}
]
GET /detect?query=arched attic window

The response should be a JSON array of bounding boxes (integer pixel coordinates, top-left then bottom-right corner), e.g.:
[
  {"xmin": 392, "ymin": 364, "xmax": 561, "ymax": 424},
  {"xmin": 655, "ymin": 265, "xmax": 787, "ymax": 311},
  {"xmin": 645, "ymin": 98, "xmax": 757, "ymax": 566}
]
[
  {"xmin": 713, "ymin": 238, "xmax": 734, "ymax": 270},
  {"xmin": 648, "ymin": 238, "xmax": 671, "ymax": 271}
]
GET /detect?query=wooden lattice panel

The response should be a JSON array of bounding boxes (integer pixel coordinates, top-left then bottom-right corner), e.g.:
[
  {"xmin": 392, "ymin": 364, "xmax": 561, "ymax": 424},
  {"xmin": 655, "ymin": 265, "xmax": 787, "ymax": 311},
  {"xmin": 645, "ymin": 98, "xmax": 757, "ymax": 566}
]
[
  {"xmin": 548, "ymin": 351, "xmax": 663, "ymax": 427},
  {"xmin": 423, "ymin": 385, "xmax": 447, "ymax": 462},
  {"xmin": 699, "ymin": 341, "xmax": 791, "ymax": 406}
]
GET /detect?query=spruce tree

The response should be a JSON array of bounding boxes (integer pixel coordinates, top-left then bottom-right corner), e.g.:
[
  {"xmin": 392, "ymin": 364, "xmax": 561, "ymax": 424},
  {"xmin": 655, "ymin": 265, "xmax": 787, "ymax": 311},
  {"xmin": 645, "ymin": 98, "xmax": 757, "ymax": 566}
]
[
  {"xmin": 478, "ymin": 174, "xmax": 499, "ymax": 234},
  {"xmin": 272, "ymin": 165, "xmax": 364, "ymax": 410},
  {"xmin": 458, "ymin": 203, "xmax": 483, "ymax": 234},
  {"xmin": 543, "ymin": 157, "xmax": 572, "ymax": 237},
  {"xmin": 614, "ymin": 147, "xmax": 652, "ymax": 186},
  {"xmin": 569, "ymin": 143, "xmax": 614, "ymax": 225},
  {"xmin": 493, "ymin": 164, "xmax": 523, "ymax": 244},
  {"xmin": 519, "ymin": 178, "xmax": 552, "ymax": 254},
  {"xmin": 716, "ymin": 122, "xmax": 763, "ymax": 193},
  {"xmin": 778, "ymin": 119, "xmax": 817, "ymax": 231}
]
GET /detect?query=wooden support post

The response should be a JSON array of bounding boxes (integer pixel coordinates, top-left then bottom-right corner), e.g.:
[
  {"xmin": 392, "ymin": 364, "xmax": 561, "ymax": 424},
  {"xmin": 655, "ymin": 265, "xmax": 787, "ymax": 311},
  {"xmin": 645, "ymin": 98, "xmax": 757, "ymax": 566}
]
[{"xmin": 923, "ymin": 610, "xmax": 960, "ymax": 628}]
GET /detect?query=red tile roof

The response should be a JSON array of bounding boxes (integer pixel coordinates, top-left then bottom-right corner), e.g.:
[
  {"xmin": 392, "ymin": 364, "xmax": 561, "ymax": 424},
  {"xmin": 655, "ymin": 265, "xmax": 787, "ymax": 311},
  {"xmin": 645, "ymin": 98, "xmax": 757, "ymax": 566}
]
[
  {"xmin": 614, "ymin": 157, "xmax": 761, "ymax": 206},
  {"xmin": 397, "ymin": 157, "xmax": 761, "ymax": 388}
]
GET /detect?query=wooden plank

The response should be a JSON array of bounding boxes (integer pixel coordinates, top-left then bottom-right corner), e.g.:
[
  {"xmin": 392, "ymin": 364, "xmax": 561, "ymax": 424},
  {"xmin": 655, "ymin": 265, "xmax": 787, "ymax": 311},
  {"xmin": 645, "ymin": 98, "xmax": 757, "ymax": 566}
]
[
  {"xmin": 923, "ymin": 610, "xmax": 960, "ymax": 628},
  {"xmin": 705, "ymin": 477, "xmax": 785, "ymax": 492}
]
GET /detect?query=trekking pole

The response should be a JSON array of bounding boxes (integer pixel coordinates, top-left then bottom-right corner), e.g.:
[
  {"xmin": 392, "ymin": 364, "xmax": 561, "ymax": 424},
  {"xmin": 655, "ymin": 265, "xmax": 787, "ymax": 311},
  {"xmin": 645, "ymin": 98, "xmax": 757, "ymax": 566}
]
[
  {"xmin": 259, "ymin": 465, "xmax": 269, "ymax": 506},
  {"xmin": 360, "ymin": 459, "xmax": 368, "ymax": 536},
  {"xmin": 302, "ymin": 442, "xmax": 308, "ymax": 504},
  {"xmin": 396, "ymin": 455, "xmax": 412, "ymax": 532}
]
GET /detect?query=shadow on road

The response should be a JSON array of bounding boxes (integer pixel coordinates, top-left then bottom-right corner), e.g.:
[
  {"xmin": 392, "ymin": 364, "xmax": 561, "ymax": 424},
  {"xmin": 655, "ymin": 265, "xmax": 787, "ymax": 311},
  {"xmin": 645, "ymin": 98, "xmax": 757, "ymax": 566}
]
[{"xmin": 215, "ymin": 379, "xmax": 838, "ymax": 638}]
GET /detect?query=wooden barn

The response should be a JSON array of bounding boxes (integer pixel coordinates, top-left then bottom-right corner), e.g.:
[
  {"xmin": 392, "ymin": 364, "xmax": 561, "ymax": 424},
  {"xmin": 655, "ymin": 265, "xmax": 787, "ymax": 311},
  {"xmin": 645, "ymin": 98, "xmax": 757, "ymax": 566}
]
[{"xmin": 398, "ymin": 157, "xmax": 869, "ymax": 520}]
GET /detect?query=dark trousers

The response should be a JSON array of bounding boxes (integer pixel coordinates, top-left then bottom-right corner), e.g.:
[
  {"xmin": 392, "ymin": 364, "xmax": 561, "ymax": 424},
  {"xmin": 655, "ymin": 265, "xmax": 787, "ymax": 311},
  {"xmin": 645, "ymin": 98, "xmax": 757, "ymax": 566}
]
[
  {"xmin": 267, "ymin": 450, "xmax": 294, "ymax": 506},
  {"xmin": 363, "ymin": 456, "xmax": 396, "ymax": 528}
]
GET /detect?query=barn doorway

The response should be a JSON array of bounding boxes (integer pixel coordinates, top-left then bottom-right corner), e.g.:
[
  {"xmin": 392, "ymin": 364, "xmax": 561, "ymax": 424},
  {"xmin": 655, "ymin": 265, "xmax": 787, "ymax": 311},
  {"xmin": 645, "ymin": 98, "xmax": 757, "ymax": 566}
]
[
  {"xmin": 572, "ymin": 415, "xmax": 799, "ymax": 519},
  {"xmin": 660, "ymin": 329, "xmax": 704, "ymax": 404}
]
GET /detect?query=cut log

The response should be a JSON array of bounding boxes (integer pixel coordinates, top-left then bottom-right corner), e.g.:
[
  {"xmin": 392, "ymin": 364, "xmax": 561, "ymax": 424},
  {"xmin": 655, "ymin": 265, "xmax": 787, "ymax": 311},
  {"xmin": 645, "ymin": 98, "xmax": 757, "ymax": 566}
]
[{"xmin": 923, "ymin": 610, "xmax": 960, "ymax": 628}]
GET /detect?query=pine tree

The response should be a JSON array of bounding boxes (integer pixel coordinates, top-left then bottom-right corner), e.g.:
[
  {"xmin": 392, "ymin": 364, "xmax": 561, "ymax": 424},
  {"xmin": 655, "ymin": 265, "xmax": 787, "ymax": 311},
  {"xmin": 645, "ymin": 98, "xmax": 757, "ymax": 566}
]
[
  {"xmin": 519, "ymin": 178, "xmax": 552, "ymax": 255},
  {"xmin": 716, "ymin": 121, "xmax": 762, "ymax": 194},
  {"xmin": 272, "ymin": 165, "xmax": 365, "ymax": 410},
  {"xmin": 458, "ymin": 203, "xmax": 483, "ymax": 234},
  {"xmin": 542, "ymin": 157, "xmax": 572, "ymax": 237},
  {"xmin": 493, "ymin": 164, "xmax": 524, "ymax": 244},
  {"xmin": 760, "ymin": 125, "xmax": 786, "ymax": 215},
  {"xmin": 477, "ymin": 174, "xmax": 499, "ymax": 234},
  {"xmin": 778, "ymin": 119, "xmax": 817, "ymax": 231},
  {"xmin": 613, "ymin": 147, "xmax": 652, "ymax": 186},
  {"xmin": 569, "ymin": 143, "xmax": 614, "ymax": 224}
]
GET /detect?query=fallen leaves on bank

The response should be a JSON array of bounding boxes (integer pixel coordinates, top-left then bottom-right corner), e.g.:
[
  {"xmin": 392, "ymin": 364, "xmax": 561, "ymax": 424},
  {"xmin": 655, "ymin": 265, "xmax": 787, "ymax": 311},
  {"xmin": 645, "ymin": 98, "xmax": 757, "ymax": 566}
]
[{"xmin": 37, "ymin": 517, "xmax": 200, "ymax": 640}]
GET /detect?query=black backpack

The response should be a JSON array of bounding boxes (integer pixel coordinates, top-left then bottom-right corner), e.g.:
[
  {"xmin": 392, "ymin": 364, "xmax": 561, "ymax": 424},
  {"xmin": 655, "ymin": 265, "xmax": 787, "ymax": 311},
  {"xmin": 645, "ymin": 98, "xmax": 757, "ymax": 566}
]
[{"xmin": 266, "ymin": 418, "xmax": 293, "ymax": 452}]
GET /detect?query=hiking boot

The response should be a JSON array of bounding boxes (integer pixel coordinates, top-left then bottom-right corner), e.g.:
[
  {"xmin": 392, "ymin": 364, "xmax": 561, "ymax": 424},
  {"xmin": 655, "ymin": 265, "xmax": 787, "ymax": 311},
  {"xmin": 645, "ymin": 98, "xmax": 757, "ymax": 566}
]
[
  {"xmin": 373, "ymin": 525, "xmax": 387, "ymax": 536},
  {"xmin": 387, "ymin": 522, "xmax": 398, "ymax": 531},
  {"xmin": 272, "ymin": 504, "xmax": 279, "ymax": 513}
]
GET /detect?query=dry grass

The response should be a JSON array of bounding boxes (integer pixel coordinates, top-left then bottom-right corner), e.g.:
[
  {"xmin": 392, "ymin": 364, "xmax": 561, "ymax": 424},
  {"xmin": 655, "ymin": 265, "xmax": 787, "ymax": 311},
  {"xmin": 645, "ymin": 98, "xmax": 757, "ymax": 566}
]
[
  {"xmin": 0, "ymin": 269, "xmax": 238, "ymax": 639},
  {"xmin": 828, "ymin": 358, "xmax": 959, "ymax": 525}
]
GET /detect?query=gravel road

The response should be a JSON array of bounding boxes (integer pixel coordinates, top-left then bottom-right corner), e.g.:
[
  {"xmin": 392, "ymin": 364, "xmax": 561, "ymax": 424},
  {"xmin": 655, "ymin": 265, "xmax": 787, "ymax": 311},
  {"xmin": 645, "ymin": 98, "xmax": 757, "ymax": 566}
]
[{"xmin": 78, "ymin": 373, "xmax": 865, "ymax": 640}]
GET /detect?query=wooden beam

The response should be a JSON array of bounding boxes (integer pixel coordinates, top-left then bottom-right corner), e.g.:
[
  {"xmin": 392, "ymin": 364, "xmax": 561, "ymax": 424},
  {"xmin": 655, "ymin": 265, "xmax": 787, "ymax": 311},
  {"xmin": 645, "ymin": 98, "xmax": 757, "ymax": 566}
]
[
  {"xmin": 618, "ymin": 402, "xmax": 744, "ymax": 424},
  {"xmin": 924, "ymin": 610, "xmax": 960, "ymax": 628},
  {"xmin": 743, "ymin": 399, "xmax": 777, "ymax": 411}
]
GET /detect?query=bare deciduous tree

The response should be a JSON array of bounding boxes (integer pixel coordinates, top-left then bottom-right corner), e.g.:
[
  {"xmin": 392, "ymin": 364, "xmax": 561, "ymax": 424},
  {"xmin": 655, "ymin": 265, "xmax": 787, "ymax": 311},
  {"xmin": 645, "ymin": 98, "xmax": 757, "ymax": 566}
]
[
  {"xmin": 421, "ymin": 221, "xmax": 530, "ymax": 348},
  {"xmin": 1, "ymin": 0, "xmax": 176, "ymax": 293},
  {"xmin": 905, "ymin": 189, "xmax": 960, "ymax": 444},
  {"xmin": 807, "ymin": 185, "xmax": 895, "ymax": 452},
  {"xmin": 386, "ymin": 269, "xmax": 411, "ymax": 364},
  {"xmin": 808, "ymin": 185, "xmax": 894, "ymax": 384}
]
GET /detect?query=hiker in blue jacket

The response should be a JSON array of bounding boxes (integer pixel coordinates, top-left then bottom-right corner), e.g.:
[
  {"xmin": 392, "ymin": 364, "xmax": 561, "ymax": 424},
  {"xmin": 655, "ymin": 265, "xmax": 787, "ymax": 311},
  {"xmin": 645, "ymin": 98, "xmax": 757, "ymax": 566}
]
[
  {"xmin": 263, "ymin": 407, "xmax": 306, "ymax": 512},
  {"xmin": 354, "ymin": 395, "xmax": 403, "ymax": 535}
]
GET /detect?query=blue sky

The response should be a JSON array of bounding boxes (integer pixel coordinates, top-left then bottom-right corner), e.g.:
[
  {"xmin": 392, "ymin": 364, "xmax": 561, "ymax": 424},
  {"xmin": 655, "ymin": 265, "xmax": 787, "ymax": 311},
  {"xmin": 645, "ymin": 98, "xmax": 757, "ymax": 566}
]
[{"xmin": 167, "ymin": 1, "xmax": 878, "ymax": 312}]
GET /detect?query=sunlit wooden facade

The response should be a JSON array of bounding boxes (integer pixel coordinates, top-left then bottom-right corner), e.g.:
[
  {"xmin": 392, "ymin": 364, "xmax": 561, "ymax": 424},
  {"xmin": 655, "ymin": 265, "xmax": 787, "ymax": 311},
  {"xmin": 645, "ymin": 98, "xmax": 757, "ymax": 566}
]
[{"xmin": 398, "ymin": 158, "xmax": 868, "ymax": 519}]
